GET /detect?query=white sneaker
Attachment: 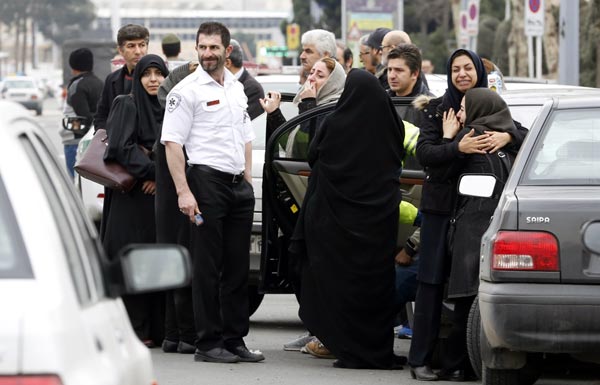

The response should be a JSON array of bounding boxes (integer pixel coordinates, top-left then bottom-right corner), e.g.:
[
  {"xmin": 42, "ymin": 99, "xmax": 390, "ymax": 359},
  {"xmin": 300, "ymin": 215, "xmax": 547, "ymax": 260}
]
[{"xmin": 283, "ymin": 332, "xmax": 316, "ymax": 351}]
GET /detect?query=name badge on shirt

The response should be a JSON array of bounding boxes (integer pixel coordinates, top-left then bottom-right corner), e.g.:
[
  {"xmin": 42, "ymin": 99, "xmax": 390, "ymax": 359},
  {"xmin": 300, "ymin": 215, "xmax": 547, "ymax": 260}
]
[{"xmin": 207, "ymin": 99, "xmax": 220, "ymax": 106}]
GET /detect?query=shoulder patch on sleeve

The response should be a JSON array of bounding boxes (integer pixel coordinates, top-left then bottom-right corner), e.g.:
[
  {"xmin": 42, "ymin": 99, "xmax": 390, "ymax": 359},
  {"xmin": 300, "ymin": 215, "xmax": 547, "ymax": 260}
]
[{"xmin": 167, "ymin": 93, "xmax": 182, "ymax": 113}]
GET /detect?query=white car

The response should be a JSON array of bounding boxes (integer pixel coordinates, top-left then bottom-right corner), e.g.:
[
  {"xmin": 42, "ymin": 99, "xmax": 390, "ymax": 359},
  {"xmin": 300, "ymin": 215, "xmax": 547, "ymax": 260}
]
[
  {"xmin": 0, "ymin": 100, "xmax": 190, "ymax": 385},
  {"xmin": 1, "ymin": 76, "xmax": 43, "ymax": 115}
]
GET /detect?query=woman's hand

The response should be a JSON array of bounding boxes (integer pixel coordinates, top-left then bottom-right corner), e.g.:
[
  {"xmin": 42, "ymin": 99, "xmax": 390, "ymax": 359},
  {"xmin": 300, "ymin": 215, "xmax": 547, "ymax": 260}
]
[
  {"xmin": 442, "ymin": 109, "xmax": 461, "ymax": 139},
  {"xmin": 141, "ymin": 180, "xmax": 156, "ymax": 195},
  {"xmin": 458, "ymin": 129, "xmax": 488, "ymax": 154},
  {"xmin": 483, "ymin": 131, "xmax": 512, "ymax": 153},
  {"xmin": 259, "ymin": 91, "xmax": 281, "ymax": 114},
  {"xmin": 298, "ymin": 80, "xmax": 316, "ymax": 100}
]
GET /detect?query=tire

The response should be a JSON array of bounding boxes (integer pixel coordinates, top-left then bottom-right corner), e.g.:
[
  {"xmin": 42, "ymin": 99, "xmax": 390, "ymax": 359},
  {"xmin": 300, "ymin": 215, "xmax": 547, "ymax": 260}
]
[
  {"xmin": 467, "ymin": 296, "xmax": 482, "ymax": 379},
  {"xmin": 36, "ymin": 108, "xmax": 42, "ymax": 116},
  {"xmin": 248, "ymin": 285, "xmax": 264, "ymax": 316},
  {"xmin": 482, "ymin": 366, "xmax": 520, "ymax": 385}
]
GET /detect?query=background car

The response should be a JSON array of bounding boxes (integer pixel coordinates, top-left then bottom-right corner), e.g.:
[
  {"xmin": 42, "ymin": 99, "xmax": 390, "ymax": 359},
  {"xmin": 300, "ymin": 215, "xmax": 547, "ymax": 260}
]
[
  {"xmin": 0, "ymin": 100, "xmax": 190, "ymax": 385},
  {"xmin": 0, "ymin": 75, "xmax": 43, "ymax": 115},
  {"xmin": 461, "ymin": 90, "xmax": 600, "ymax": 384}
]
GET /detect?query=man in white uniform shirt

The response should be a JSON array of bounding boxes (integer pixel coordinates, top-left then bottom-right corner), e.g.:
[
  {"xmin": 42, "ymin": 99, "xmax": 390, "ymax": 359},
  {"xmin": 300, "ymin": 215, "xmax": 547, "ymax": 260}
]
[{"xmin": 161, "ymin": 21, "xmax": 263, "ymax": 364}]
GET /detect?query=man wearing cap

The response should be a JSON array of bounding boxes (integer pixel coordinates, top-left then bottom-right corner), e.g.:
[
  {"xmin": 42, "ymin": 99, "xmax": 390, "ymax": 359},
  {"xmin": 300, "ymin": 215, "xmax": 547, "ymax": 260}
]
[
  {"xmin": 162, "ymin": 33, "xmax": 187, "ymax": 70},
  {"xmin": 365, "ymin": 27, "xmax": 391, "ymax": 89},
  {"xmin": 61, "ymin": 48, "xmax": 103, "ymax": 177},
  {"xmin": 225, "ymin": 39, "xmax": 264, "ymax": 120}
]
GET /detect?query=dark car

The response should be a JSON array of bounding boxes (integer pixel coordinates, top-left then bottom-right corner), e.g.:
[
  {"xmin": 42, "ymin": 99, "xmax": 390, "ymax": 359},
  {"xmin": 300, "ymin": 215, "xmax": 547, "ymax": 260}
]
[{"xmin": 462, "ymin": 91, "xmax": 600, "ymax": 384}]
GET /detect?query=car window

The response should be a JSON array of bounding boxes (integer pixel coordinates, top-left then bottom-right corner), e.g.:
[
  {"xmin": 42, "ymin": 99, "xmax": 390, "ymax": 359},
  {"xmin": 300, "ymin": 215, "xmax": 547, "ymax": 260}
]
[
  {"xmin": 508, "ymin": 104, "xmax": 542, "ymax": 130},
  {"xmin": 0, "ymin": 177, "xmax": 33, "ymax": 279},
  {"xmin": 522, "ymin": 108, "xmax": 600, "ymax": 185},
  {"xmin": 18, "ymin": 125, "xmax": 106, "ymax": 304},
  {"xmin": 5, "ymin": 79, "xmax": 35, "ymax": 89}
]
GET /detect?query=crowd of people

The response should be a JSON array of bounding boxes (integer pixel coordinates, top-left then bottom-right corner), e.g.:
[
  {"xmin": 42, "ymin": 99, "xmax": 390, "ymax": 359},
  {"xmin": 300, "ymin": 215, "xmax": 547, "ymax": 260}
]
[{"xmin": 61, "ymin": 19, "xmax": 526, "ymax": 379}]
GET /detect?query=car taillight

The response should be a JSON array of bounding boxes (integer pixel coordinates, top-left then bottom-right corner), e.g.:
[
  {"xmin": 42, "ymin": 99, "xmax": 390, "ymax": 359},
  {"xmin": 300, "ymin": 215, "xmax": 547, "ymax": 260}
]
[
  {"xmin": 31, "ymin": 95, "xmax": 38, "ymax": 100},
  {"xmin": 0, "ymin": 375, "xmax": 63, "ymax": 385},
  {"xmin": 492, "ymin": 231, "xmax": 559, "ymax": 271}
]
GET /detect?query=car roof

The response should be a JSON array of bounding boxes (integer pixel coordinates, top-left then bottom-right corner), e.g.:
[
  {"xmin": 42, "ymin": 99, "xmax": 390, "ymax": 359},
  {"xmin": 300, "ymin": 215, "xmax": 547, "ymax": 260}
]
[
  {"xmin": 501, "ymin": 85, "xmax": 600, "ymax": 105},
  {"xmin": 0, "ymin": 100, "xmax": 29, "ymax": 123}
]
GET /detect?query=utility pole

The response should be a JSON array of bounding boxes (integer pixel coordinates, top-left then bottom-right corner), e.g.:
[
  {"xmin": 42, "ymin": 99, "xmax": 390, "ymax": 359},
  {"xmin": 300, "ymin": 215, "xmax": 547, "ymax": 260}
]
[{"xmin": 558, "ymin": 0, "xmax": 579, "ymax": 85}]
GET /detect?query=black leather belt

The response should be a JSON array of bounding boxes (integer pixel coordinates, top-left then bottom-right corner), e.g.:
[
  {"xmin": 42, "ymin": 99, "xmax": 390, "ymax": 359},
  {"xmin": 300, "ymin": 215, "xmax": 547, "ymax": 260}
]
[{"xmin": 191, "ymin": 164, "xmax": 245, "ymax": 184}]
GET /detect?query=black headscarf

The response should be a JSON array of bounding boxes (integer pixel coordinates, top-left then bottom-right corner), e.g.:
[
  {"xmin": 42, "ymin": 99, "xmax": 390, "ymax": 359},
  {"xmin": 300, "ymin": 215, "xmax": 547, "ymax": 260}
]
[
  {"xmin": 310, "ymin": 68, "xmax": 405, "ymax": 224},
  {"xmin": 132, "ymin": 54, "xmax": 169, "ymax": 137},
  {"xmin": 445, "ymin": 49, "xmax": 488, "ymax": 113},
  {"xmin": 464, "ymin": 88, "xmax": 515, "ymax": 133}
]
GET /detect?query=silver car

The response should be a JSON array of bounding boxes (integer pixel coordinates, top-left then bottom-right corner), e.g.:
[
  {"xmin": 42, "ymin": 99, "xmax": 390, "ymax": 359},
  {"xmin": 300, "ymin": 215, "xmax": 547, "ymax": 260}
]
[{"xmin": 462, "ymin": 91, "xmax": 600, "ymax": 384}]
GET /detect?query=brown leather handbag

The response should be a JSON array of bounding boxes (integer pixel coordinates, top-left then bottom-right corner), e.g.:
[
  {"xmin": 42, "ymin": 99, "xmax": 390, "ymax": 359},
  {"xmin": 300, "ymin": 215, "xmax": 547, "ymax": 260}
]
[{"xmin": 74, "ymin": 129, "xmax": 136, "ymax": 193}]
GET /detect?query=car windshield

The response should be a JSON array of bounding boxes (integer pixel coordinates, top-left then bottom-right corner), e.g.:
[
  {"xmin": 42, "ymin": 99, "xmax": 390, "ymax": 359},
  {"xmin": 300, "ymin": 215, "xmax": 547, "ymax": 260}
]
[
  {"xmin": 522, "ymin": 108, "xmax": 600, "ymax": 185},
  {"xmin": 0, "ymin": 178, "xmax": 33, "ymax": 279},
  {"xmin": 4, "ymin": 80, "xmax": 35, "ymax": 89}
]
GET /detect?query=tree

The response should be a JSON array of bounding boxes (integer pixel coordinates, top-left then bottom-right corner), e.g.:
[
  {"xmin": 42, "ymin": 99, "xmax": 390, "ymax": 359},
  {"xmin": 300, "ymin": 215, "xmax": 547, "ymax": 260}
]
[
  {"xmin": 314, "ymin": 0, "xmax": 341, "ymax": 37},
  {"xmin": 291, "ymin": 0, "xmax": 313, "ymax": 37},
  {"xmin": 0, "ymin": 0, "xmax": 95, "ymax": 71},
  {"xmin": 580, "ymin": 0, "xmax": 600, "ymax": 86}
]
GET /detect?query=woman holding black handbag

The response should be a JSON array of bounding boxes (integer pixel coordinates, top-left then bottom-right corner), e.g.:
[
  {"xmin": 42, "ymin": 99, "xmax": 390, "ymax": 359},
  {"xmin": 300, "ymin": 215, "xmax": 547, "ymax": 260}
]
[{"xmin": 102, "ymin": 54, "xmax": 169, "ymax": 347}]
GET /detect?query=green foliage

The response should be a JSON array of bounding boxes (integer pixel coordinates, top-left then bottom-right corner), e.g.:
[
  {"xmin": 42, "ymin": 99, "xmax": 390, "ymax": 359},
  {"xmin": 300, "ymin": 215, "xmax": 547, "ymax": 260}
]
[
  {"xmin": 413, "ymin": 27, "xmax": 451, "ymax": 74},
  {"xmin": 292, "ymin": 0, "xmax": 313, "ymax": 36},
  {"xmin": 314, "ymin": 0, "xmax": 341, "ymax": 37},
  {"xmin": 477, "ymin": 15, "xmax": 500, "ymax": 61},
  {"xmin": 480, "ymin": 0, "xmax": 506, "ymax": 18},
  {"xmin": 0, "ymin": 0, "xmax": 96, "ymax": 45},
  {"xmin": 580, "ymin": 0, "xmax": 600, "ymax": 87},
  {"xmin": 491, "ymin": 19, "xmax": 511, "ymax": 75}
]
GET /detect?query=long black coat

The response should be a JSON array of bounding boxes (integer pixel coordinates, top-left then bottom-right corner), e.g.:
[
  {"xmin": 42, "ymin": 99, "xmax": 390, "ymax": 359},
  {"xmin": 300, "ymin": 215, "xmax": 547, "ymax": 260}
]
[{"xmin": 296, "ymin": 70, "xmax": 405, "ymax": 369}]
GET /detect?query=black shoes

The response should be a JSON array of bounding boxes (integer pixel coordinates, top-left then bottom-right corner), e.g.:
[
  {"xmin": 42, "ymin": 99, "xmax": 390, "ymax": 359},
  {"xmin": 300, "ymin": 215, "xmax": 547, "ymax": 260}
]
[
  {"xmin": 410, "ymin": 365, "xmax": 439, "ymax": 381},
  {"xmin": 162, "ymin": 339, "xmax": 196, "ymax": 354},
  {"xmin": 177, "ymin": 341, "xmax": 196, "ymax": 354},
  {"xmin": 226, "ymin": 345, "xmax": 265, "ymax": 362},
  {"xmin": 194, "ymin": 347, "xmax": 240, "ymax": 363},
  {"xmin": 161, "ymin": 339, "xmax": 178, "ymax": 353},
  {"xmin": 436, "ymin": 369, "xmax": 478, "ymax": 382}
]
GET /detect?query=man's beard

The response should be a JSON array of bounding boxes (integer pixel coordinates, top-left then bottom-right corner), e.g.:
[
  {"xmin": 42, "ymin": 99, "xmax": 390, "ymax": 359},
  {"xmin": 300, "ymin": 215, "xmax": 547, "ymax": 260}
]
[{"xmin": 201, "ymin": 55, "xmax": 224, "ymax": 73}]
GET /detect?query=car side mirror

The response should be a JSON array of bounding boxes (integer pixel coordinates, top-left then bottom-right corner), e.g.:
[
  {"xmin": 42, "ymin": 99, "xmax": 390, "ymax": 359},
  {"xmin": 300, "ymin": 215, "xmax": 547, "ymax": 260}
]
[
  {"xmin": 582, "ymin": 221, "xmax": 600, "ymax": 254},
  {"xmin": 458, "ymin": 174, "xmax": 497, "ymax": 198},
  {"xmin": 110, "ymin": 244, "xmax": 192, "ymax": 296}
]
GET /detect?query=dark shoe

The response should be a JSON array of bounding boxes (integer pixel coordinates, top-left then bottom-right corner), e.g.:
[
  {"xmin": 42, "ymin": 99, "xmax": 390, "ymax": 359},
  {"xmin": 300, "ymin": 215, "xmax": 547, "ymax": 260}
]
[
  {"xmin": 194, "ymin": 347, "xmax": 240, "ymax": 363},
  {"xmin": 226, "ymin": 345, "xmax": 265, "ymax": 362},
  {"xmin": 177, "ymin": 340, "xmax": 196, "ymax": 354},
  {"xmin": 161, "ymin": 339, "xmax": 178, "ymax": 353},
  {"xmin": 394, "ymin": 354, "xmax": 408, "ymax": 366},
  {"xmin": 436, "ymin": 369, "xmax": 478, "ymax": 382},
  {"xmin": 410, "ymin": 366, "xmax": 438, "ymax": 381},
  {"xmin": 142, "ymin": 339, "xmax": 156, "ymax": 349}
]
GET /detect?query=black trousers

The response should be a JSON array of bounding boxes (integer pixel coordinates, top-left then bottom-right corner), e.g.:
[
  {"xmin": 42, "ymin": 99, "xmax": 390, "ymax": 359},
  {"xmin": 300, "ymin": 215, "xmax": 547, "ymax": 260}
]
[
  {"xmin": 187, "ymin": 166, "xmax": 255, "ymax": 350},
  {"xmin": 408, "ymin": 212, "xmax": 450, "ymax": 368}
]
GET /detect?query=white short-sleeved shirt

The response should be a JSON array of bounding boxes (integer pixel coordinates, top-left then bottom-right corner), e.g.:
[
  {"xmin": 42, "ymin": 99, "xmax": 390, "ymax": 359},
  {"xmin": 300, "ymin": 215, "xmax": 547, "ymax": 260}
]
[{"xmin": 161, "ymin": 67, "xmax": 255, "ymax": 174}]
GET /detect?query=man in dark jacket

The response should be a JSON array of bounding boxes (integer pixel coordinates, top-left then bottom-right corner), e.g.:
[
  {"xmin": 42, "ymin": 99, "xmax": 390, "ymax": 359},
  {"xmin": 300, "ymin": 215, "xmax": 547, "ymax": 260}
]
[
  {"xmin": 386, "ymin": 44, "xmax": 434, "ymax": 127},
  {"xmin": 61, "ymin": 48, "xmax": 103, "ymax": 177},
  {"xmin": 225, "ymin": 39, "xmax": 264, "ymax": 120},
  {"xmin": 94, "ymin": 24, "xmax": 149, "ymax": 131}
]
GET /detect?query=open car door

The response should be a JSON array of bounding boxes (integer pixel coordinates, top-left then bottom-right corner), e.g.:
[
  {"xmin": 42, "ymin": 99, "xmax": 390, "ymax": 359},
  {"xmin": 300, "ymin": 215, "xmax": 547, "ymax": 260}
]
[{"xmin": 260, "ymin": 97, "xmax": 426, "ymax": 294}]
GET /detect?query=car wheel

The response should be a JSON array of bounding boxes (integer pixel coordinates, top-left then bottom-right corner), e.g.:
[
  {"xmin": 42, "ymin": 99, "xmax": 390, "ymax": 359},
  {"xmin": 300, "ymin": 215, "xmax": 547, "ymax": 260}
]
[
  {"xmin": 248, "ymin": 285, "xmax": 264, "ymax": 316},
  {"xmin": 36, "ymin": 108, "xmax": 42, "ymax": 116},
  {"xmin": 466, "ymin": 296, "xmax": 482, "ymax": 379},
  {"xmin": 482, "ymin": 365, "xmax": 520, "ymax": 385}
]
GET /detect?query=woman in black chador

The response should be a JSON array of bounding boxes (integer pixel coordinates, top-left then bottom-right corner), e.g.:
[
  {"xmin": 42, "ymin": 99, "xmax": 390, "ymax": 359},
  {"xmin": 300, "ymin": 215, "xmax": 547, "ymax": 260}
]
[
  {"xmin": 102, "ymin": 54, "xmax": 169, "ymax": 347},
  {"xmin": 294, "ymin": 69, "xmax": 405, "ymax": 369}
]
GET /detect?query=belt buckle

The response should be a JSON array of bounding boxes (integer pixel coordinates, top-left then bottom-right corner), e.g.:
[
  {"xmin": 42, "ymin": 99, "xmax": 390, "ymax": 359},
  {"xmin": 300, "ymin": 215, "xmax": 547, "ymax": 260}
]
[{"xmin": 233, "ymin": 171, "xmax": 244, "ymax": 183}]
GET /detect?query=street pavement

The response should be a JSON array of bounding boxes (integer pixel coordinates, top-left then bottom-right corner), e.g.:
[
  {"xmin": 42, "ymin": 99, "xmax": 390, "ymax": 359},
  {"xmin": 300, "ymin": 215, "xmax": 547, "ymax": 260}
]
[{"xmin": 150, "ymin": 294, "xmax": 599, "ymax": 385}]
